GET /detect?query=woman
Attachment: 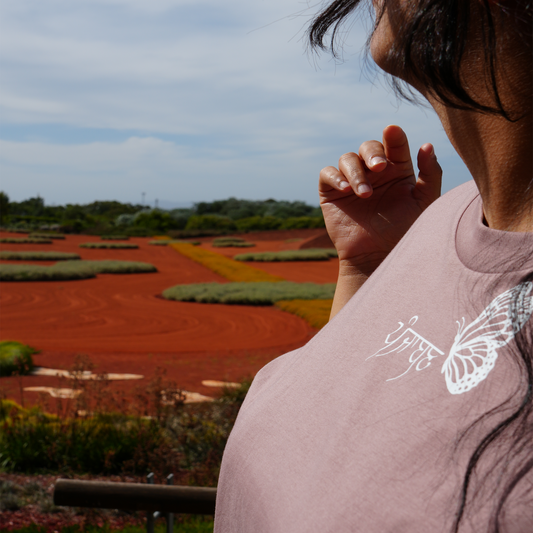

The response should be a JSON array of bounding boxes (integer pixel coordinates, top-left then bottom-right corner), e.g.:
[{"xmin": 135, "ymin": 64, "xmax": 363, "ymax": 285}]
[{"xmin": 215, "ymin": 1, "xmax": 532, "ymax": 531}]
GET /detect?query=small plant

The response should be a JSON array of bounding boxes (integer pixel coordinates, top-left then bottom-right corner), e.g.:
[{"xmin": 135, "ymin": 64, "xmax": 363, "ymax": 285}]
[
  {"xmin": 0, "ymin": 260, "xmax": 157, "ymax": 281},
  {"xmin": 169, "ymin": 243, "xmax": 283, "ymax": 282},
  {"xmin": 0, "ymin": 251, "xmax": 80, "ymax": 261},
  {"xmin": 0, "ymin": 238, "xmax": 52, "ymax": 244},
  {"xmin": 234, "ymin": 249, "xmax": 338, "ymax": 262},
  {"xmin": 79, "ymin": 243, "xmax": 139, "ymax": 249},
  {"xmin": 100, "ymin": 235, "xmax": 130, "ymax": 240},
  {"xmin": 162, "ymin": 281, "xmax": 336, "ymax": 305},
  {"xmin": 0, "ymin": 340, "xmax": 38, "ymax": 377}
]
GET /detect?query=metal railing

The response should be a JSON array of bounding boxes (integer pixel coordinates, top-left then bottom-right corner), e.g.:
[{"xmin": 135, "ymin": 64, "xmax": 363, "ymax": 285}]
[{"xmin": 53, "ymin": 474, "xmax": 217, "ymax": 533}]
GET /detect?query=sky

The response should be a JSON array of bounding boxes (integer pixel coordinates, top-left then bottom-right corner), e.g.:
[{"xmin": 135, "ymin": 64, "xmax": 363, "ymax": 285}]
[{"xmin": 0, "ymin": 0, "xmax": 471, "ymax": 209}]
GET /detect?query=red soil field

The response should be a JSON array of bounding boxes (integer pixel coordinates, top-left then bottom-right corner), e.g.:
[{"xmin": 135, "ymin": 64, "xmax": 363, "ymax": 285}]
[{"xmin": 0, "ymin": 230, "xmax": 337, "ymax": 405}]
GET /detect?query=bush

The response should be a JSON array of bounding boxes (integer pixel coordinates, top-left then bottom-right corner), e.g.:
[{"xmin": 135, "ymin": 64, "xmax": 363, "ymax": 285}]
[
  {"xmin": 212, "ymin": 238, "xmax": 255, "ymax": 248},
  {"xmin": 162, "ymin": 282, "xmax": 336, "ymax": 305},
  {"xmin": 28, "ymin": 233, "xmax": 65, "ymax": 240},
  {"xmin": 100, "ymin": 235, "xmax": 129, "ymax": 240},
  {"xmin": 0, "ymin": 251, "xmax": 81, "ymax": 261},
  {"xmin": 234, "ymin": 249, "xmax": 338, "ymax": 262},
  {"xmin": 149, "ymin": 240, "xmax": 201, "ymax": 246},
  {"xmin": 79, "ymin": 243, "xmax": 139, "ymax": 249},
  {"xmin": 212, "ymin": 237, "xmax": 246, "ymax": 244},
  {"xmin": 275, "ymin": 299, "xmax": 333, "ymax": 329},
  {"xmin": 0, "ymin": 260, "xmax": 157, "ymax": 281},
  {"xmin": 234, "ymin": 216, "xmax": 282, "ymax": 232},
  {"xmin": 185, "ymin": 215, "xmax": 236, "ymax": 231},
  {"xmin": 169, "ymin": 243, "xmax": 283, "ymax": 282},
  {"xmin": 279, "ymin": 216, "xmax": 325, "ymax": 230},
  {"xmin": 0, "ymin": 238, "xmax": 52, "ymax": 244},
  {"xmin": 0, "ymin": 341, "xmax": 38, "ymax": 377}
]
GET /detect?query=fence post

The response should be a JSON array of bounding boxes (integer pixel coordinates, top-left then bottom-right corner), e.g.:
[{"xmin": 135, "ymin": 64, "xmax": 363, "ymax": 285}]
[
  {"xmin": 166, "ymin": 474, "xmax": 174, "ymax": 533},
  {"xmin": 146, "ymin": 473, "xmax": 155, "ymax": 533}
]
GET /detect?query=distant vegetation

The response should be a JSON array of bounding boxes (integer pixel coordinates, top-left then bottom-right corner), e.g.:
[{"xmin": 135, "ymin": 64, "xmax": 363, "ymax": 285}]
[
  {"xmin": 212, "ymin": 237, "xmax": 255, "ymax": 248},
  {"xmin": 0, "ymin": 238, "xmax": 52, "ymax": 244},
  {"xmin": 235, "ymin": 249, "xmax": 338, "ymax": 262},
  {"xmin": 0, "ymin": 191, "xmax": 324, "ymax": 236},
  {"xmin": 0, "ymin": 251, "xmax": 81, "ymax": 261},
  {"xmin": 79, "ymin": 242, "xmax": 139, "ymax": 249},
  {"xmin": 0, "ymin": 260, "xmax": 157, "ymax": 281}
]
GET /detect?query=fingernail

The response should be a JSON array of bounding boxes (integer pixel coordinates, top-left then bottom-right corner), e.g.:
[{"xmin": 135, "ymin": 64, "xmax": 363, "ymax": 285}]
[
  {"xmin": 357, "ymin": 183, "xmax": 372, "ymax": 195},
  {"xmin": 370, "ymin": 157, "xmax": 386, "ymax": 168},
  {"xmin": 339, "ymin": 180, "xmax": 350, "ymax": 190}
]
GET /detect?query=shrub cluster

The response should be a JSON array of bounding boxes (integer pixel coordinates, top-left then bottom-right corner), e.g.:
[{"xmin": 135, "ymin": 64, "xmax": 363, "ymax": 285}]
[
  {"xmin": 274, "ymin": 299, "xmax": 333, "ymax": 329},
  {"xmin": 0, "ymin": 238, "xmax": 52, "ymax": 244},
  {"xmin": 100, "ymin": 235, "xmax": 129, "ymax": 240},
  {"xmin": 0, "ymin": 251, "xmax": 81, "ymax": 261},
  {"xmin": 169, "ymin": 243, "xmax": 283, "ymax": 282},
  {"xmin": 79, "ymin": 243, "xmax": 139, "ymax": 249},
  {"xmin": 28, "ymin": 233, "xmax": 65, "ymax": 240},
  {"xmin": 0, "ymin": 260, "xmax": 157, "ymax": 281},
  {"xmin": 0, "ymin": 341, "xmax": 38, "ymax": 377},
  {"xmin": 234, "ymin": 248, "xmax": 338, "ymax": 262},
  {"xmin": 149, "ymin": 240, "xmax": 201, "ymax": 246},
  {"xmin": 162, "ymin": 282, "xmax": 336, "ymax": 305},
  {"xmin": 212, "ymin": 237, "xmax": 255, "ymax": 248}
]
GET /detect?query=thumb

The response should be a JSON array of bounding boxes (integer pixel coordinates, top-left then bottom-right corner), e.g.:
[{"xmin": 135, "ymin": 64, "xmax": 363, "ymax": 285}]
[{"xmin": 415, "ymin": 143, "xmax": 442, "ymax": 207}]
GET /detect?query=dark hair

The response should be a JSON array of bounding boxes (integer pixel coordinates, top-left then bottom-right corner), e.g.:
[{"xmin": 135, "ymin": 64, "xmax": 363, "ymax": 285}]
[
  {"xmin": 308, "ymin": 0, "xmax": 532, "ymax": 121},
  {"xmin": 308, "ymin": 1, "xmax": 533, "ymax": 531}
]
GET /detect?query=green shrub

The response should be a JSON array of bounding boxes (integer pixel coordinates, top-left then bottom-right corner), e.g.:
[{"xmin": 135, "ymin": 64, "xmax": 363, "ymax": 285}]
[
  {"xmin": 149, "ymin": 240, "xmax": 201, "ymax": 246},
  {"xmin": 185, "ymin": 215, "xmax": 236, "ymax": 231},
  {"xmin": 0, "ymin": 260, "xmax": 157, "ymax": 281},
  {"xmin": 28, "ymin": 233, "xmax": 65, "ymax": 240},
  {"xmin": 0, "ymin": 341, "xmax": 38, "ymax": 377},
  {"xmin": 234, "ymin": 248, "xmax": 338, "ymax": 262},
  {"xmin": 234, "ymin": 216, "xmax": 282, "ymax": 232},
  {"xmin": 212, "ymin": 237, "xmax": 254, "ymax": 248},
  {"xmin": 0, "ymin": 251, "xmax": 81, "ymax": 261},
  {"xmin": 79, "ymin": 242, "xmax": 139, "ymax": 249},
  {"xmin": 279, "ymin": 216, "xmax": 325, "ymax": 230},
  {"xmin": 100, "ymin": 235, "xmax": 129, "ymax": 240},
  {"xmin": 212, "ymin": 237, "xmax": 246, "ymax": 244},
  {"xmin": 0, "ymin": 238, "xmax": 52, "ymax": 244},
  {"xmin": 162, "ymin": 281, "xmax": 336, "ymax": 305}
]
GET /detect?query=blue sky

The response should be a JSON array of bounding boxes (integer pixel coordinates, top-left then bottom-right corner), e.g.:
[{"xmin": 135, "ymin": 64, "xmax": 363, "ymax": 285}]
[{"xmin": 0, "ymin": 0, "xmax": 470, "ymax": 208}]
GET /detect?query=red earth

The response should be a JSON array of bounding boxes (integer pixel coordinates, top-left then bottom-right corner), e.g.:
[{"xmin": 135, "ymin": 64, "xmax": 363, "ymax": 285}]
[{"xmin": 0, "ymin": 230, "xmax": 338, "ymax": 405}]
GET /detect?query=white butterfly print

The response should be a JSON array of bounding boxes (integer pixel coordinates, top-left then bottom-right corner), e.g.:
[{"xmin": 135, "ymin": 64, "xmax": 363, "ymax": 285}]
[
  {"xmin": 442, "ymin": 282, "xmax": 533, "ymax": 395},
  {"xmin": 368, "ymin": 282, "xmax": 533, "ymax": 395}
]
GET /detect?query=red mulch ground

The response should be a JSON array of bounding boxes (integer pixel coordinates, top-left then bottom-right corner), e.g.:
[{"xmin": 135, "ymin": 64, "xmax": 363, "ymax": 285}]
[{"xmin": 0, "ymin": 230, "xmax": 337, "ymax": 406}]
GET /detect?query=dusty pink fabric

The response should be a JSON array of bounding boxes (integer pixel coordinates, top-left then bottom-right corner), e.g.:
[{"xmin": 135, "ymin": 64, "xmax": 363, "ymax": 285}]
[{"xmin": 214, "ymin": 181, "xmax": 533, "ymax": 533}]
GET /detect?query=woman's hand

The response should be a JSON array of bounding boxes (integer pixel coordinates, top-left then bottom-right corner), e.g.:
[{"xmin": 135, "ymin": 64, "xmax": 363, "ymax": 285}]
[{"xmin": 321, "ymin": 125, "xmax": 442, "ymax": 317}]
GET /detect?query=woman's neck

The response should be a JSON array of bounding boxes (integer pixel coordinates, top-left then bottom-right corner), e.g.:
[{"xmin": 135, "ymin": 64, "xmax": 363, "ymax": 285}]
[{"xmin": 435, "ymin": 103, "xmax": 533, "ymax": 233}]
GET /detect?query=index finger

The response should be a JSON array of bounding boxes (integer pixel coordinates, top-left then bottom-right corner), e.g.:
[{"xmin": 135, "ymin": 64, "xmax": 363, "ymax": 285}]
[{"xmin": 382, "ymin": 125, "xmax": 411, "ymax": 164}]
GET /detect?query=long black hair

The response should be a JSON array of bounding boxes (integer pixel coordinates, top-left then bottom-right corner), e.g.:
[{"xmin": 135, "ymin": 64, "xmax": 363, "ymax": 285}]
[{"xmin": 308, "ymin": 1, "xmax": 533, "ymax": 531}]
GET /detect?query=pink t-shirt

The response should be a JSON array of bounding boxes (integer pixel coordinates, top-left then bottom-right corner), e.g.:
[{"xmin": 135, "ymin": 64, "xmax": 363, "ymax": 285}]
[{"xmin": 214, "ymin": 181, "xmax": 533, "ymax": 532}]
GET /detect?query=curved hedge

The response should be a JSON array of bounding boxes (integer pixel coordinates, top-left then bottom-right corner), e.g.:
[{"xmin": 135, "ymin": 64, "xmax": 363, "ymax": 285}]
[
  {"xmin": 79, "ymin": 243, "xmax": 139, "ymax": 249},
  {"xmin": 28, "ymin": 233, "xmax": 65, "ymax": 240},
  {"xmin": 0, "ymin": 251, "xmax": 81, "ymax": 261},
  {"xmin": 0, "ymin": 238, "xmax": 52, "ymax": 244},
  {"xmin": 0, "ymin": 341, "xmax": 38, "ymax": 376},
  {"xmin": 149, "ymin": 240, "xmax": 201, "ymax": 246},
  {"xmin": 234, "ymin": 249, "xmax": 338, "ymax": 262},
  {"xmin": 0, "ymin": 260, "xmax": 157, "ymax": 281},
  {"xmin": 162, "ymin": 281, "xmax": 336, "ymax": 305}
]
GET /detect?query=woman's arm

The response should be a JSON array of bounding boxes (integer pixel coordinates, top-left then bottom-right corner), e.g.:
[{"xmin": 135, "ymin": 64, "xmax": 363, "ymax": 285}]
[{"xmin": 320, "ymin": 125, "xmax": 442, "ymax": 319}]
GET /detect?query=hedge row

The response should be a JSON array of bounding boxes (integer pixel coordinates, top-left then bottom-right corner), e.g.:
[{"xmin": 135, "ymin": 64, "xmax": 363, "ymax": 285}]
[
  {"xmin": 235, "ymin": 248, "xmax": 337, "ymax": 262},
  {"xmin": 0, "ymin": 251, "xmax": 81, "ymax": 261},
  {"xmin": 0, "ymin": 260, "xmax": 157, "ymax": 281},
  {"xmin": 0, "ymin": 238, "xmax": 52, "ymax": 244},
  {"xmin": 149, "ymin": 240, "xmax": 201, "ymax": 246},
  {"xmin": 169, "ymin": 243, "xmax": 283, "ymax": 282},
  {"xmin": 28, "ymin": 233, "xmax": 65, "ymax": 240},
  {"xmin": 162, "ymin": 282, "xmax": 336, "ymax": 305},
  {"xmin": 274, "ymin": 299, "xmax": 333, "ymax": 329},
  {"xmin": 79, "ymin": 242, "xmax": 139, "ymax": 249},
  {"xmin": 100, "ymin": 235, "xmax": 129, "ymax": 240}
]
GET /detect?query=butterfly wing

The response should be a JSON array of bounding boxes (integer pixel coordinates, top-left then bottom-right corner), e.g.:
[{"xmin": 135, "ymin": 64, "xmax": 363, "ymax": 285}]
[{"xmin": 442, "ymin": 282, "xmax": 533, "ymax": 395}]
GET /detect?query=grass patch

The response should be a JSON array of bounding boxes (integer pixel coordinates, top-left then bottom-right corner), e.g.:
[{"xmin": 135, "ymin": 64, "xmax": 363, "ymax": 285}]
[
  {"xmin": 0, "ymin": 341, "xmax": 38, "ymax": 377},
  {"xmin": 275, "ymin": 299, "xmax": 333, "ymax": 329},
  {"xmin": 100, "ymin": 235, "xmax": 130, "ymax": 240},
  {"xmin": 0, "ymin": 260, "xmax": 157, "ymax": 281},
  {"xmin": 149, "ymin": 240, "xmax": 201, "ymax": 246},
  {"xmin": 0, "ymin": 251, "xmax": 81, "ymax": 261},
  {"xmin": 170, "ymin": 243, "xmax": 284, "ymax": 282},
  {"xmin": 80, "ymin": 243, "xmax": 139, "ymax": 249},
  {"xmin": 162, "ymin": 281, "xmax": 336, "ymax": 305},
  {"xmin": 0, "ymin": 238, "xmax": 52, "ymax": 244},
  {"xmin": 235, "ymin": 248, "xmax": 338, "ymax": 262},
  {"xmin": 28, "ymin": 233, "xmax": 65, "ymax": 240}
]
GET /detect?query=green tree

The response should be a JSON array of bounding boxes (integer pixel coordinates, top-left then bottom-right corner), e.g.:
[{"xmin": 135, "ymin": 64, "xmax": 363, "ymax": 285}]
[{"xmin": 0, "ymin": 191, "xmax": 9, "ymax": 225}]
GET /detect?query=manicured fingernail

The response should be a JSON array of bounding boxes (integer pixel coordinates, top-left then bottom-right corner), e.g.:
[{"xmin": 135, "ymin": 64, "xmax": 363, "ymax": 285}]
[
  {"xmin": 370, "ymin": 156, "xmax": 386, "ymax": 168},
  {"xmin": 339, "ymin": 180, "xmax": 350, "ymax": 190},
  {"xmin": 357, "ymin": 183, "xmax": 372, "ymax": 195}
]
